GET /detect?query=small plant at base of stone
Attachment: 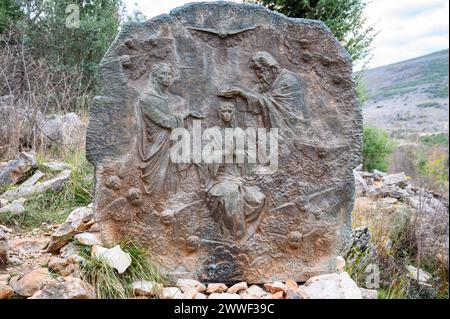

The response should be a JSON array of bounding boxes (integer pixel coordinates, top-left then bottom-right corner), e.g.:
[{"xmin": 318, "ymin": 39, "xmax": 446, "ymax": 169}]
[{"xmin": 79, "ymin": 239, "xmax": 167, "ymax": 299}]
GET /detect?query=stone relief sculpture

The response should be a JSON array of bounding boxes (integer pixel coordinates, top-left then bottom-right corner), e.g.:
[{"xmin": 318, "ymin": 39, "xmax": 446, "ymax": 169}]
[
  {"xmin": 138, "ymin": 62, "xmax": 203, "ymax": 195},
  {"xmin": 218, "ymin": 51, "xmax": 311, "ymax": 136},
  {"xmin": 87, "ymin": 2, "xmax": 362, "ymax": 283},
  {"xmin": 198, "ymin": 102, "xmax": 266, "ymax": 242}
]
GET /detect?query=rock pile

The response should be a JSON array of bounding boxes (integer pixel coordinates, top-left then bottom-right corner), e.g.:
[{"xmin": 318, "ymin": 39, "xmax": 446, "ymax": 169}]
[
  {"xmin": 156, "ymin": 257, "xmax": 375, "ymax": 300},
  {"xmin": 353, "ymin": 166, "xmax": 449, "ymax": 271}
]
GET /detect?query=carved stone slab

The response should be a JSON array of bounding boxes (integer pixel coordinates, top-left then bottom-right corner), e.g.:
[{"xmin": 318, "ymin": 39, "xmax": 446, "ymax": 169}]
[{"xmin": 86, "ymin": 1, "xmax": 362, "ymax": 283}]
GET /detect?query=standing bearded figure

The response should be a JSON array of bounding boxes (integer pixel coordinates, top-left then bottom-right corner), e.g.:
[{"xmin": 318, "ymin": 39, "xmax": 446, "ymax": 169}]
[
  {"xmin": 138, "ymin": 62, "xmax": 202, "ymax": 195},
  {"xmin": 218, "ymin": 51, "xmax": 310, "ymax": 136}
]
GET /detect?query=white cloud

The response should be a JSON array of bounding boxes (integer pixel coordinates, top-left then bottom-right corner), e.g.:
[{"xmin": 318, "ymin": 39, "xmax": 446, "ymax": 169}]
[
  {"xmin": 124, "ymin": 0, "xmax": 449, "ymax": 69},
  {"xmin": 363, "ymin": 0, "xmax": 449, "ymax": 68}
]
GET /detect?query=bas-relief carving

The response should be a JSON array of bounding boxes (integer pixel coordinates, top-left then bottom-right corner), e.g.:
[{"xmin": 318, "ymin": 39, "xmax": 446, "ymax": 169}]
[{"xmin": 87, "ymin": 2, "xmax": 362, "ymax": 283}]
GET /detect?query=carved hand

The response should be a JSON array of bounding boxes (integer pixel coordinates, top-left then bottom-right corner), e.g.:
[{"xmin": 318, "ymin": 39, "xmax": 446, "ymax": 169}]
[{"xmin": 188, "ymin": 111, "xmax": 205, "ymax": 119}]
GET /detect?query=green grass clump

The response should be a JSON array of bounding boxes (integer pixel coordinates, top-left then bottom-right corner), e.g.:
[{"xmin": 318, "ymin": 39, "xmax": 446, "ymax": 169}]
[
  {"xmin": 79, "ymin": 240, "xmax": 168, "ymax": 299},
  {"xmin": 0, "ymin": 149, "xmax": 93, "ymax": 227}
]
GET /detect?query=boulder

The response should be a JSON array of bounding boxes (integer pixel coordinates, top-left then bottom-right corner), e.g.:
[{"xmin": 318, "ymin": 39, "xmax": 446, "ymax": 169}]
[
  {"xmin": 39, "ymin": 112, "xmax": 87, "ymax": 147},
  {"xmin": 0, "ymin": 274, "xmax": 11, "ymax": 285},
  {"xmin": 0, "ymin": 152, "xmax": 37, "ymax": 188},
  {"xmin": 382, "ymin": 172, "xmax": 407, "ymax": 187},
  {"xmin": 10, "ymin": 237, "xmax": 47, "ymax": 255},
  {"xmin": 74, "ymin": 232, "xmax": 103, "ymax": 246},
  {"xmin": 360, "ymin": 288, "xmax": 378, "ymax": 299},
  {"xmin": 29, "ymin": 277, "xmax": 96, "ymax": 299},
  {"xmin": 9, "ymin": 268, "xmax": 53, "ymax": 297},
  {"xmin": 46, "ymin": 206, "xmax": 94, "ymax": 253},
  {"xmin": 0, "ymin": 283, "xmax": 13, "ymax": 299},
  {"xmin": 91, "ymin": 245, "xmax": 131, "ymax": 274},
  {"xmin": 406, "ymin": 265, "xmax": 432, "ymax": 284},
  {"xmin": 299, "ymin": 272, "xmax": 362, "ymax": 299},
  {"xmin": 0, "ymin": 198, "xmax": 26, "ymax": 215}
]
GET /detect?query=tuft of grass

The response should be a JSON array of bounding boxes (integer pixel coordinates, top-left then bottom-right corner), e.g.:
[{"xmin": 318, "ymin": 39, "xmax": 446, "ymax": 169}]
[
  {"xmin": 0, "ymin": 149, "xmax": 93, "ymax": 228},
  {"xmin": 79, "ymin": 239, "xmax": 168, "ymax": 299}
]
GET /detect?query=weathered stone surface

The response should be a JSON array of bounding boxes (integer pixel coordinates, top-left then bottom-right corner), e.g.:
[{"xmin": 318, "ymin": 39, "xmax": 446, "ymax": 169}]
[
  {"xmin": 132, "ymin": 280, "xmax": 161, "ymax": 296},
  {"xmin": 91, "ymin": 245, "xmax": 131, "ymax": 274},
  {"xmin": 29, "ymin": 277, "xmax": 96, "ymax": 299},
  {"xmin": 87, "ymin": 2, "xmax": 362, "ymax": 283},
  {"xmin": 74, "ymin": 232, "xmax": 103, "ymax": 246},
  {"xmin": 1, "ymin": 169, "xmax": 71, "ymax": 202},
  {"xmin": 0, "ymin": 152, "xmax": 37, "ymax": 188},
  {"xmin": 0, "ymin": 283, "xmax": 13, "ymax": 299},
  {"xmin": 160, "ymin": 287, "xmax": 183, "ymax": 299},
  {"xmin": 359, "ymin": 288, "xmax": 378, "ymax": 299},
  {"xmin": 0, "ymin": 198, "xmax": 26, "ymax": 215},
  {"xmin": 227, "ymin": 281, "xmax": 248, "ymax": 294},
  {"xmin": 406, "ymin": 265, "xmax": 432, "ymax": 284},
  {"xmin": 9, "ymin": 268, "xmax": 53, "ymax": 297},
  {"xmin": 0, "ymin": 229, "xmax": 8, "ymax": 268},
  {"xmin": 206, "ymin": 283, "xmax": 228, "ymax": 294},
  {"xmin": 299, "ymin": 272, "xmax": 362, "ymax": 299},
  {"xmin": 209, "ymin": 292, "xmax": 241, "ymax": 299},
  {"xmin": 176, "ymin": 278, "xmax": 207, "ymax": 292},
  {"xmin": 0, "ymin": 274, "xmax": 11, "ymax": 285},
  {"xmin": 39, "ymin": 113, "xmax": 87, "ymax": 147},
  {"xmin": 46, "ymin": 206, "xmax": 94, "ymax": 253}
]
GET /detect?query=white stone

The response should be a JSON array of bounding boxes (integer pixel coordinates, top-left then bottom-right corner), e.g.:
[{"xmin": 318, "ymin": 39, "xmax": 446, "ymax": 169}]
[
  {"xmin": 300, "ymin": 272, "xmax": 362, "ymax": 299},
  {"xmin": 0, "ymin": 198, "xmax": 26, "ymax": 215},
  {"xmin": 74, "ymin": 232, "xmax": 103, "ymax": 246},
  {"xmin": 382, "ymin": 172, "xmax": 407, "ymax": 186},
  {"xmin": 406, "ymin": 265, "xmax": 432, "ymax": 283},
  {"xmin": 227, "ymin": 281, "xmax": 247, "ymax": 294},
  {"xmin": 160, "ymin": 287, "xmax": 183, "ymax": 299},
  {"xmin": 91, "ymin": 245, "xmax": 131, "ymax": 274},
  {"xmin": 336, "ymin": 256, "xmax": 346, "ymax": 272},
  {"xmin": 209, "ymin": 292, "xmax": 241, "ymax": 299},
  {"xmin": 176, "ymin": 278, "xmax": 206, "ymax": 292},
  {"xmin": 46, "ymin": 206, "xmax": 94, "ymax": 252},
  {"xmin": 132, "ymin": 280, "xmax": 160, "ymax": 296}
]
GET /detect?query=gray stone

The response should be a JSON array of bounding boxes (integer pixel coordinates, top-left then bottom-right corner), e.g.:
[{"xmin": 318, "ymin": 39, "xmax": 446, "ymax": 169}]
[
  {"xmin": 382, "ymin": 172, "xmax": 407, "ymax": 187},
  {"xmin": 86, "ymin": 2, "xmax": 362, "ymax": 283},
  {"xmin": 9, "ymin": 268, "xmax": 53, "ymax": 297},
  {"xmin": 46, "ymin": 206, "xmax": 94, "ymax": 253},
  {"xmin": 39, "ymin": 112, "xmax": 87, "ymax": 147},
  {"xmin": 0, "ymin": 152, "xmax": 37, "ymax": 188},
  {"xmin": 359, "ymin": 288, "xmax": 378, "ymax": 299},
  {"xmin": 0, "ymin": 169, "xmax": 71, "ymax": 202},
  {"xmin": 29, "ymin": 277, "xmax": 96, "ymax": 299},
  {"xmin": 0, "ymin": 198, "xmax": 26, "ymax": 215}
]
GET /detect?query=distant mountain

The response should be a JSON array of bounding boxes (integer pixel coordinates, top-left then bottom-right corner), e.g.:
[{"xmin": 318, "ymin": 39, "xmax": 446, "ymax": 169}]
[{"xmin": 362, "ymin": 49, "xmax": 449, "ymax": 137}]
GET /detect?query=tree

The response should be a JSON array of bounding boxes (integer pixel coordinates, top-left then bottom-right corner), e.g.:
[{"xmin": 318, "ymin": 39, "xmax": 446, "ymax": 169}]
[
  {"xmin": 0, "ymin": 0, "xmax": 23, "ymax": 34},
  {"xmin": 17, "ymin": 0, "xmax": 125, "ymax": 90},
  {"xmin": 247, "ymin": 0, "xmax": 376, "ymax": 64},
  {"xmin": 362, "ymin": 124, "xmax": 394, "ymax": 172}
]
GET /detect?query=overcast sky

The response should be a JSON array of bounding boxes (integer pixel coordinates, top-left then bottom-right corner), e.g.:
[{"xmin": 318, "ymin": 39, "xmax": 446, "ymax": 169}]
[{"xmin": 124, "ymin": 0, "xmax": 449, "ymax": 69}]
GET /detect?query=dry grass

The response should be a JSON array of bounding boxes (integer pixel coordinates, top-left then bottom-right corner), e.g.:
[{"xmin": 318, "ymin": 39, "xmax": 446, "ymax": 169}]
[{"xmin": 351, "ymin": 195, "xmax": 449, "ymax": 299}]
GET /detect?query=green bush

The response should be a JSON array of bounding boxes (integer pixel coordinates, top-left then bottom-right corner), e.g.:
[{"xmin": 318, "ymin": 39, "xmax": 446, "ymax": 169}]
[{"xmin": 362, "ymin": 124, "xmax": 394, "ymax": 172}]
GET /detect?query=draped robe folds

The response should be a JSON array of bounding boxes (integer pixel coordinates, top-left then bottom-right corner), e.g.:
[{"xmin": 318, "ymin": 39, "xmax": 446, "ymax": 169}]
[
  {"xmin": 201, "ymin": 128, "xmax": 266, "ymax": 242},
  {"xmin": 138, "ymin": 90, "xmax": 183, "ymax": 195},
  {"xmin": 247, "ymin": 68, "xmax": 309, "ymax": 135}
]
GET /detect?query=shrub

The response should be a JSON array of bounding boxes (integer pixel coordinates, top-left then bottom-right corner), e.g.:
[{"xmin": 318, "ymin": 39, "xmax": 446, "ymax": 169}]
[{"xmin": 362, "ymin": 124, "xmax": 394, "ymax": 172}]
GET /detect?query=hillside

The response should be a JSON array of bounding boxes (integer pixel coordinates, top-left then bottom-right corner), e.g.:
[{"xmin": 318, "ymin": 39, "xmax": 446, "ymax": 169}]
[{"xmin": 362, "ymin": 49, "xmax": 449, "ymax": 137}]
